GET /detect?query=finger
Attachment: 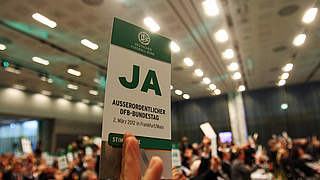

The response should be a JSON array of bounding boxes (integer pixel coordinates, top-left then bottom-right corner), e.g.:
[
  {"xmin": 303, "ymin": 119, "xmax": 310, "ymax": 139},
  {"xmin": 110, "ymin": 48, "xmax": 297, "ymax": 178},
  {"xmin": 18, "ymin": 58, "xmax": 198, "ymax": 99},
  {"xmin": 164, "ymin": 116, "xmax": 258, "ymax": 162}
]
[
  {"xmin": 144, "ymin": 156, "xmax": 163, "ymax": 180},
  {"xmin": 121, "ymin": 133, "xmax": 134, "ymax": 170},
  {"xmin": 120, "ymin": 134, "xmax": 141, "ymax": 180}
]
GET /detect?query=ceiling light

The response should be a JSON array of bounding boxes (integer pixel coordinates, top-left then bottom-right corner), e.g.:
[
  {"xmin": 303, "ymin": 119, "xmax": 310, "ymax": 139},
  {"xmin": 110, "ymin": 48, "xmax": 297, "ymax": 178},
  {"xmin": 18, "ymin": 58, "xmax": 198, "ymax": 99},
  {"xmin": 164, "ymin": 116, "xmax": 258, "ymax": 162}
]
[
  {"xmin": 282, "ymin": 63, "xmax": 293, "ymax": 72},
  {"xmin": 32, "ymin": 57, "xmax": 49, "ymax": 66},
  {"xmin": 222, "ymin": 49, "xmax": 234, "ymax": 59},
  {"xmin": 214, "ymin": 89, "xmax": 221, "ymax": 95},
  {"xmin": 5, "ymin": 67, "xmax": 21, "ymax": 74},
  {"xmin": 170, "ymin": 85, "xmax": 173, "ymax": 90},
  {"xmin": 215, "ymin": 29, "xmax": 228, "ymax": 42},
  {"xmin": 203, "ymin": 77, "xmax": 211, "ymax": 84},
  {"xmin": 302, "ymin": 8, "xmax": 318, "ymax": 23},
  {"xmin": 144, "ymin": 17, "xmax": 160, "ymax": 32},
  {"xmin": 89, "ymin": 90, "xmax": 98, "ymax": 96},
  {"xmin": 175, "ymin": 89, "xmax": 183, "ymax": 95},
  {"xmin": 64, "ymin": 95, "xmax": 72, "ymax": 100},
  {"xmin": 202, "ymin": 0, "xmax": 219, "ymax": 16},
  {"xmin": 281, "ymin": 103, "xmax": 288, "ymax": 110},
  {"xmin": 67, "ymin": 68, "xmax": 81, "ymax": 76},
  {"xmin": 67, "ymin": 84, "xmax": 78, "ymax": 90},
  {"xmin": 98, "ymin": 102, "xmax": 104, "ymax": 107},
  {"xmin": 183, "ymin": 94, "xmax": 190, "ymax": 99},
  {"xmin": 41, "ymin": 90, "xmax": 51, "ymax": 96},
  {"xmin": 32, "ymin": 13, "xmax": 57, "ymax": 28},
  {"xmin": 0, "ymin": 44, "xmax": 6, "ymax": 50},
  {"xmin": 293, "ymin": 34, "xmax": 306, "ymax": 46},
  {"xmin": 209, "ymin": 83, "xmax": 216, "ymax": 90},
  {"xmin": 81, "ymin": 39, "xmax": 99, "ymax": 50},
  {"xmin": 170, "ymin": 41, "xmax": 180, "ymax": 52},
  {"xmin": 194, "ymin": 69, "xmax": 204, "ymax": 77},
  {"xmin": 82, "ymin": 99, "xmax": 90, "ymax": 104},
  {"xmin": 47, "ymin": 78, "xmax": 53, "ymax": 83},
  {"xmin": 280, "ymin": 72, "xmax": 289, "ymax": 80},
  {"xmin": 238, "ymin": 85, "xmax": 246, "ymax": 92},
  {"xmin": 232, "ymin": 72, "xmax": 241, "ymax": 80},
  {"xmin": 227, "ymin": 62, "xmax": 239, "ymax": 71},
  {"xmin": 183, "ymin": 57, "xmax": 194, "ymax": 67},
  {"xmin": 13, "ymin": 84, "xmax": 26, "ymax": 90},
  {"xmin": 278, "ymin": 79, "xmax": 286, "ymax": 86}
]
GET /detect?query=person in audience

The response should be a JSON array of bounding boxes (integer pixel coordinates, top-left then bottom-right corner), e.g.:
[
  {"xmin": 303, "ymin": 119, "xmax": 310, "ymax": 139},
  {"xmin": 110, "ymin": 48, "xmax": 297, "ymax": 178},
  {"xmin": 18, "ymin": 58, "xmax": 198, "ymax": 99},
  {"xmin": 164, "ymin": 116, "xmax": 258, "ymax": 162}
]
[
  {"xmin": 2, "ymin": 133, "xmax": 320, "ymax": 180},
  {"xmin": 81, "ymin": 170, "xmax": 97, "ymax": 180}
]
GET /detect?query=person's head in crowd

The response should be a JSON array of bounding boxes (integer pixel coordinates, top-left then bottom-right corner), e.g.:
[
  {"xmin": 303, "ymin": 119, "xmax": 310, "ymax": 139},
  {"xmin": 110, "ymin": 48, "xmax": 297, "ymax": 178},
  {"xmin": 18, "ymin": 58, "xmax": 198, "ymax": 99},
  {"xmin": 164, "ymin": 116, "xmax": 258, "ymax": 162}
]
[
  {"xmin": 81, "ymin": 170, "xmax": 97, "ymax": 180},
  {"xmin": 84, "ymin": 157, "xmax": 96, "ymax": 171},
  {"xmin": 235, "ymin": 148, "xmax": 245, "ymax": 162},
  {"xmin": 54, "ymin": 170, "xmax": 64, "ymax": 180},
  {"xmin": 222, "ymin": 150, "xmax": 231, "ymax": 162},
  {"xmin": 12, "ymin": 160, "xmax": 22, "ymax": 174}
]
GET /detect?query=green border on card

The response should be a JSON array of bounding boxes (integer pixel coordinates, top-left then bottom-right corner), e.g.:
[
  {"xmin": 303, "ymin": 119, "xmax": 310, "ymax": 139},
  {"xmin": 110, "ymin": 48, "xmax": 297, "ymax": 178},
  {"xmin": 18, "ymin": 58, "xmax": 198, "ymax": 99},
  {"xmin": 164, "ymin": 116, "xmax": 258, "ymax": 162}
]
[{"xmin": 108, "ymin": 133, "xmax": 172, "ymax": 151}]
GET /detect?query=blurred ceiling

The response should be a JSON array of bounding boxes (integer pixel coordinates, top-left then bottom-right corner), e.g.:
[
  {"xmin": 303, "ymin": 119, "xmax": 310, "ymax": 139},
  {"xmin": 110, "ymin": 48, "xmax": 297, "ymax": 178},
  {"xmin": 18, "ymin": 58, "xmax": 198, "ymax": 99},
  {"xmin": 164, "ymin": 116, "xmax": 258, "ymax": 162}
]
[{"xmin": 0, "ymin": 0, "xmax": 319, "ymax": 104}]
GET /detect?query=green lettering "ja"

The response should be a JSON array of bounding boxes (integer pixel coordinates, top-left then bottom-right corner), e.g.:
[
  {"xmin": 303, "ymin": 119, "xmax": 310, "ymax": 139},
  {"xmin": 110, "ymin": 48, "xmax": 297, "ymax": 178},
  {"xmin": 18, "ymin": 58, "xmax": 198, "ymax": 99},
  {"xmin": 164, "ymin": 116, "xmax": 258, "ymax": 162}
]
[{"xmin": 119, "ymin": 65, "xmax": 162, "ymax": 96}]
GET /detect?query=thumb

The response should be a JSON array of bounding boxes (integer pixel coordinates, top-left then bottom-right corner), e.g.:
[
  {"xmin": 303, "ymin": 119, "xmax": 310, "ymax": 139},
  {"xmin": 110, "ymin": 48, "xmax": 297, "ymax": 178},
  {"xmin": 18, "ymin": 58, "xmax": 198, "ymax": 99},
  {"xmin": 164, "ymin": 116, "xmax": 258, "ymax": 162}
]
[{"xmin": 143, "ymin": 156, "xmax": 163, "ymax": 180}]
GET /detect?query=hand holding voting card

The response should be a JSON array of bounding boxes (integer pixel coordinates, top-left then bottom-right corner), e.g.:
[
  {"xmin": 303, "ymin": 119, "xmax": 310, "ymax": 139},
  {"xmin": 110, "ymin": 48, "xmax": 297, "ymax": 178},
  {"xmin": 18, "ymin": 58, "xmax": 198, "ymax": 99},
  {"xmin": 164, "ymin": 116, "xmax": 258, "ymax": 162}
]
[
  {"xmin": 200, "ymin": 122, "xmax": 217, "ymax": 157},
  {"xmin": 100, "ymin": 18, "xmax": 172, "ymax": 179}
]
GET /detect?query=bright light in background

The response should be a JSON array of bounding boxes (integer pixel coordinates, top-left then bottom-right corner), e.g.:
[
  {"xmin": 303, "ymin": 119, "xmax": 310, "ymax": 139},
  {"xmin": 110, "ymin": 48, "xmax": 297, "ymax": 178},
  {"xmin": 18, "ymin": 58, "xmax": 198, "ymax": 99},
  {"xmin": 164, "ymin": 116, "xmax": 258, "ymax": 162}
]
[
  {"xmin": 203, "ymin": 77, "xmax": 211, "ymax": 84},
  {"xmin": 227, "ymin": 62, "xmax": 239, "ymax": 71},
  {"xmin": 209, "ymin": 83, "xmax": 216, "ymax": 90},
  {"xmin": 0, "ymin": 44, "xmax": 6, "ymax": 50},
  {"xmin": 282, "ymin": 63, "xmax": 293, "ymax": 72},
  {"xmin": 281, "ymin": 103, "xmax": 288, "ymax": 110},
  {"xmin": 32, "ymin": 57, "xmax": 49, "ymax": 66},
  {"xmin": 202, "ymin": 0, "xmax": 219, "ymax": 16},
  {"xmin": 278, "ymin": 79, "xmax": 286, "ymax": 86},
  {"xmin": 98, "ymin": 102, "xmax": 104, "ymax": 107},
  {"xmin": 67, "ymin": 84, "xmax": 78, "ymax": 90},
  {"xmin": 232, "ymin": 72, "xmax": 241, "ymax": 80},
  {"xmin": 175, "ymin": 89, "xmax": 183, "ymax": 95},
  {"xmin": 23, "ymin": 121, "xmax": 38, "ymax": 128},
  {"xmin": 13, "ymin": 84, "xmax": 26, "ymax": 90},
  {"xmin": 238, "ymin": 85, "xmax": 246, "ymax": 92},
  {"xmin": 63, "ymin": 95, "xmax": 72, "ymax": 100},
  {"xmin": 89, "ymin": 90, "xmax": 98, "ymax": 96},
  {"xmin": 170, "ymin": 85, "xmax": 173, "ymax": 90},
  {"xmin": 170, "ymin": 41, "xmax": 180, "ymax": 52},
  {"xmin": 222, "ymin": 48, "xmax": 234, "ymax": 59},
  {"xmin": 144, "ymin": 17, "xmax": 160, "ymax": 32},
  {"xmin": 183, "ymin": 57, "xmax": 194, "ymax": 67},
  {"xmin": 293, "ymin": 34, "xmax": 306, "ymax": 46},
  {"xmin": 82, "ymin": 99, "xmax": 90, "ymax": 104},
  {"xmin": 32, "ymin": 13, "xmax": 57, "ymax": 28},
  {"xmin": 214, "ymin": 89, "xmax": 221, "ymax": 95},
  {"xmin": 194, "ymin": 69, "xmax": 204, "ymax": 77},
  {"xmin": 280, "ymin": 72, "xmax": 289, "ymax": 80},
  {"xmin": 41, "ymin": 90, "xmax": 51, "ymax": 96},
  {"xmin": 215, "ymin": 29, "xmax": 228, "ymax": 42},
  {"xmin": 10, "ymin": 123, "xmax": 16, "ymax": 128},
  {"xmin": 81, "ymin": 39, "xmax": 99, "ymax": 50},
  {"xmin": 302, "ymin": 8, "xmax": 318, "ymax": 23},
  {"xmin": 5, "ymin": 67, "xmax": 21, "ymax": 74},
  {"xmin": 183, "ymin": 94, "xmax": 190, "ymax": 99},
  {"xmin": 67, "ymin": 68, "xmax": 81, "ymax": 76},
  {"xmin": 47, "ymin": 78, "xmax": 53, "ymax": 83}
]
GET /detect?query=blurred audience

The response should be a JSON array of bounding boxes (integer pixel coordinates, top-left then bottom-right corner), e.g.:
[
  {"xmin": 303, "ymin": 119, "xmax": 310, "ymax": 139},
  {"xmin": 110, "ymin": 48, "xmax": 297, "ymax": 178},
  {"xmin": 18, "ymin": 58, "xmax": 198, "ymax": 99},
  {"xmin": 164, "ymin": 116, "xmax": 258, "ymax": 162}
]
[{"xmin": 0, "ymin": 134, "xmax": 320, "ymax": 179}]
